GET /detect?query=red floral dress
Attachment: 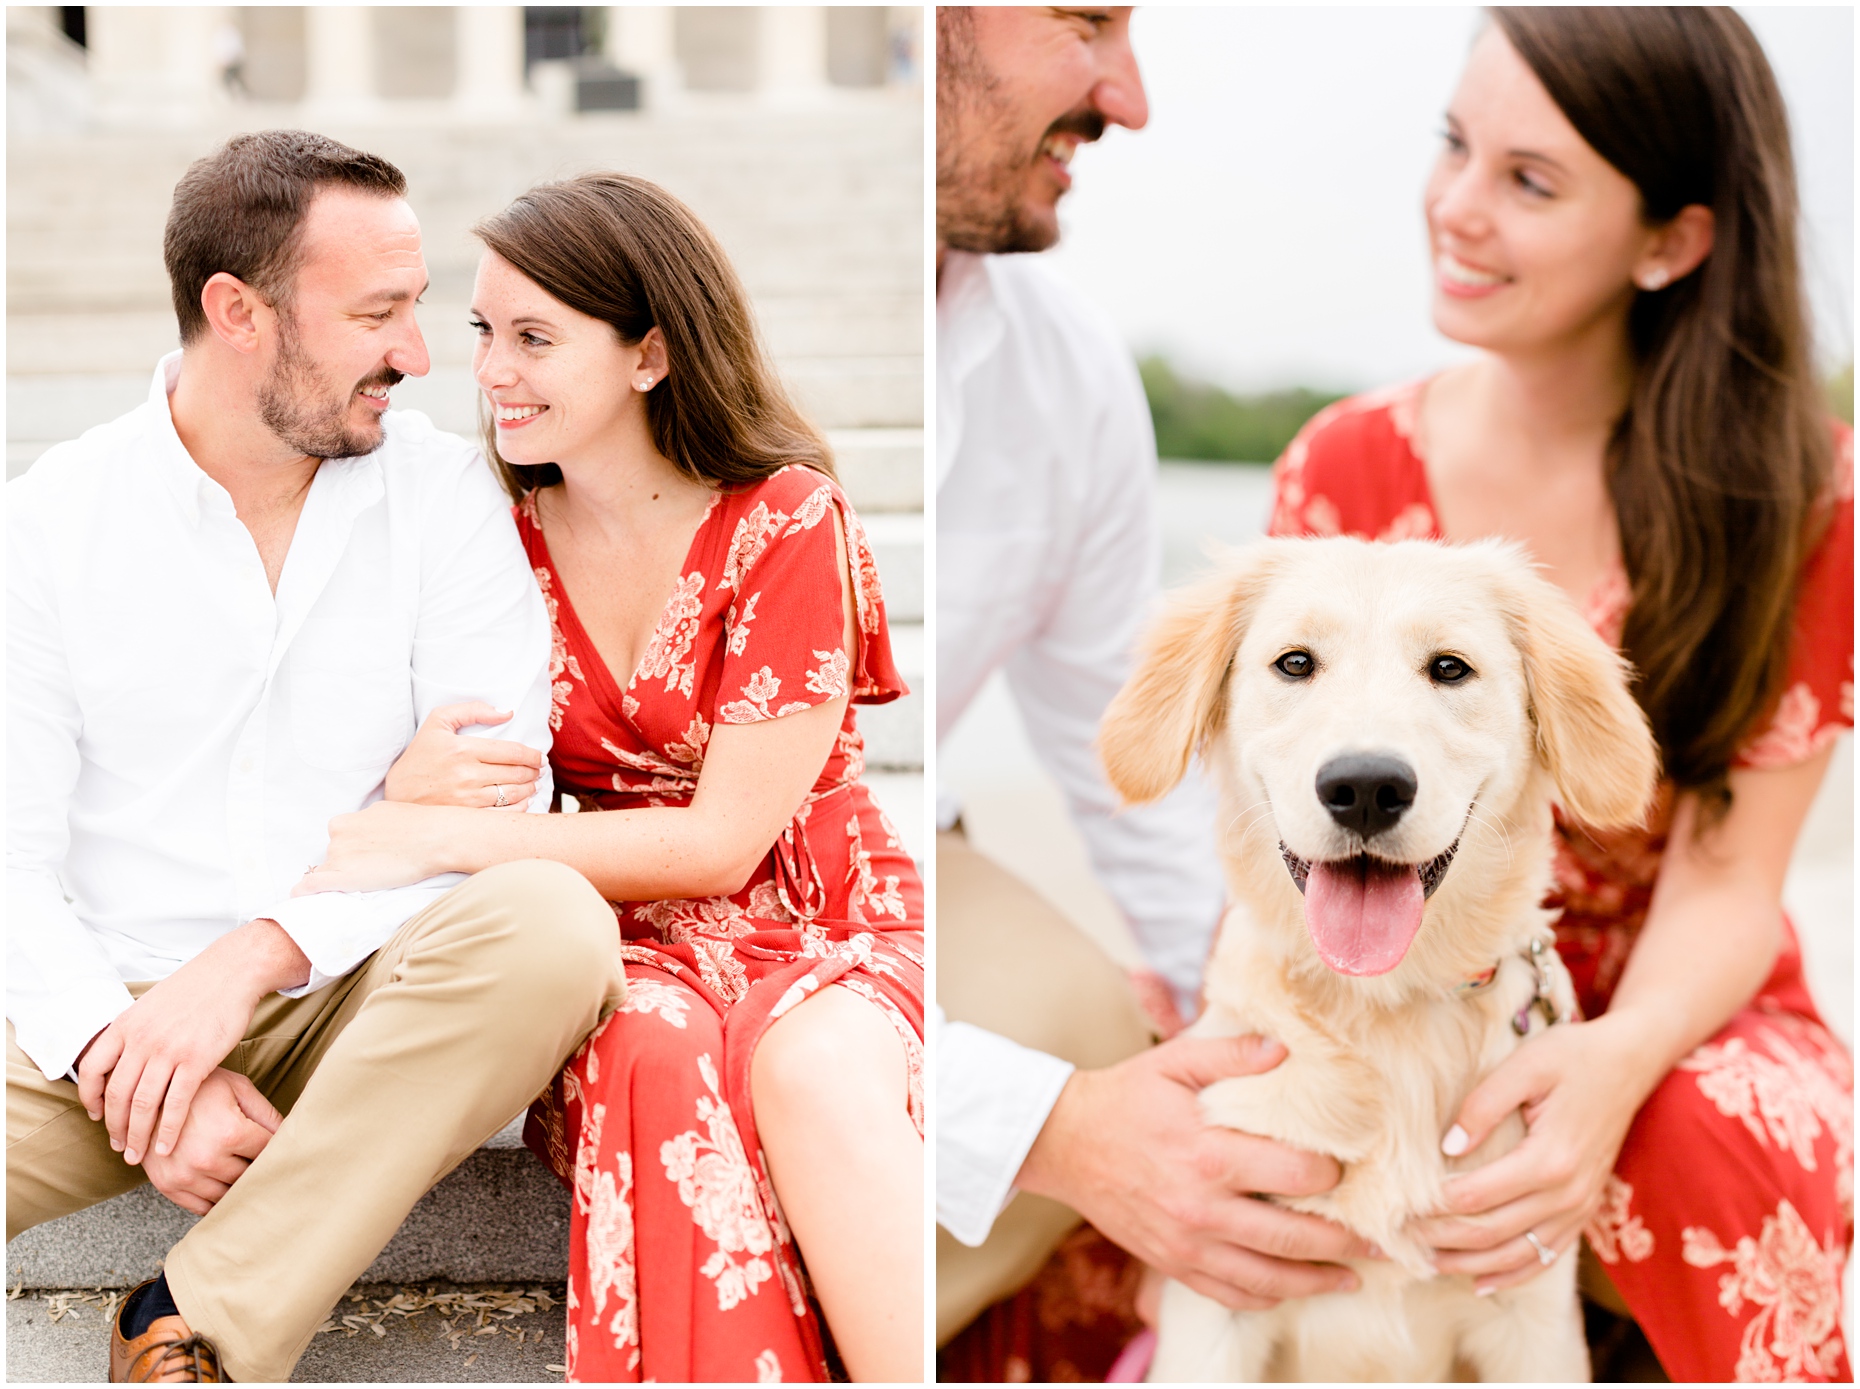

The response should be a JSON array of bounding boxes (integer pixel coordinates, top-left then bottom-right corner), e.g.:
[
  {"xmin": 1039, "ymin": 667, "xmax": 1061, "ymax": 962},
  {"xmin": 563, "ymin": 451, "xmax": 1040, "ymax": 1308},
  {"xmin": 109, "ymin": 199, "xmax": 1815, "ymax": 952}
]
[
  {"xmin": 515, "ymin": 465, "xmax": 924, "ymax": 1383},
  {"xmin": 1271, "ymin": 382, "xmax": 1854, "ymax": 1383}
]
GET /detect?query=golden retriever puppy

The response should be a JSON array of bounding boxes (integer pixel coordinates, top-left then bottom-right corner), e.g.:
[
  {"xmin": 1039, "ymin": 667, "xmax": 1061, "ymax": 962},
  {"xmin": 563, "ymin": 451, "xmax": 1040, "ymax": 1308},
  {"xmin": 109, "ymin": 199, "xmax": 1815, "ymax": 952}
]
[{"xmin": 1099, "ymin": 537, "xmax": 1657, "ymax": 1383}]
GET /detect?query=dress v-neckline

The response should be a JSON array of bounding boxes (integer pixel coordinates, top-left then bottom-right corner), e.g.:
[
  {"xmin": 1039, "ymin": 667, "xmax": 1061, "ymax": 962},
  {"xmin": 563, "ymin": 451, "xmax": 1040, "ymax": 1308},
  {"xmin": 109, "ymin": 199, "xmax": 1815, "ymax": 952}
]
[
  {"xmin": 525, "ymin": 492, "xmax": 719, "ymax": 727},
  {"xmin": 1397, "ymin": 376, "xmax": 1631, "ymax": 644}
]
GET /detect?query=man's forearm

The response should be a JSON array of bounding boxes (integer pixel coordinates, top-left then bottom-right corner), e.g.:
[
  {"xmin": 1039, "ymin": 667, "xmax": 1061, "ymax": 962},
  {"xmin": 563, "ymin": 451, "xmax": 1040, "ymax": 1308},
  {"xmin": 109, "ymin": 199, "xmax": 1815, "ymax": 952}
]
[{"xmin": 219, "ymin": 917, "xmax": 313, "ymax": 1000}]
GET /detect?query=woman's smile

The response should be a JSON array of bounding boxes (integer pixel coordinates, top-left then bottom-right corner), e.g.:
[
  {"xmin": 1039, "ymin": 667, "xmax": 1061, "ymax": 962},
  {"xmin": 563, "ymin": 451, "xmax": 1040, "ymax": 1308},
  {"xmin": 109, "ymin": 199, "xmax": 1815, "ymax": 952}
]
[
  {"xmin": 493, "ymin": 401, "xmax": 549, "ymax": 429},
  {"xmin": 1435, "ymin": 250, "xmax": 1512, "ymax": 299}
]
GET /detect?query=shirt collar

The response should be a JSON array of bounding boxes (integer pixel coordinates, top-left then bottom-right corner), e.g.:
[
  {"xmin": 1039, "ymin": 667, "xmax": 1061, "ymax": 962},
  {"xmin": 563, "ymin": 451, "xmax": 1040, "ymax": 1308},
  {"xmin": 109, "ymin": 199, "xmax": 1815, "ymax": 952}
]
[
  {"xmin": 147, "ymin": 351, "xmax": 219, "ymax": 526},
  {"xmin": 147, "ymin": 350, "xmax": 386, "ymax": 527},
  {"xmin": 935, "ymin": 252, "xmax": 1005, "ymax": 492}
]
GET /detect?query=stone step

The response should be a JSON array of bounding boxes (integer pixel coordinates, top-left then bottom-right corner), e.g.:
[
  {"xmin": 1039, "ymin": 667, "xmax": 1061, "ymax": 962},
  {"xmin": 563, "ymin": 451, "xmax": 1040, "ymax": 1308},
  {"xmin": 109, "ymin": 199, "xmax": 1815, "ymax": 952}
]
[
  {"xmin": 831, "ymin": 428, "xmax": 923, "ymax": 513},
  {"xmin": 8, "ymin": 1281, "xmax": 571, "ymax": 1384},
  {"xmin": 858, "ymin": 617, "xmax": 924, "ymax": 772},
  {"xmin": 6, "ymin": 1120, "xmax": 568, "ymax": 1291}
]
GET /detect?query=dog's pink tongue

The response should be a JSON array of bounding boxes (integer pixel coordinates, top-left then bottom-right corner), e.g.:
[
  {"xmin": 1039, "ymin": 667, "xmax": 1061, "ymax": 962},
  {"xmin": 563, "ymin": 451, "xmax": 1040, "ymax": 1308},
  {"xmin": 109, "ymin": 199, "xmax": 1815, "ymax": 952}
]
[{"xmin": 1303, "ymin": 858, "xmax": 1425, "ymax": 976}]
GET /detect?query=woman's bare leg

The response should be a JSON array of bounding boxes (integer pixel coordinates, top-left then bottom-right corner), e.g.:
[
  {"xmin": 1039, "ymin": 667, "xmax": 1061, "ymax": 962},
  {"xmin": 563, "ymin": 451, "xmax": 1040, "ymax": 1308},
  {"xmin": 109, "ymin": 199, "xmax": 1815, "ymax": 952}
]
[{"xmin": 751, "ymin": 984, "xmax": 922, "ymax": 1381}]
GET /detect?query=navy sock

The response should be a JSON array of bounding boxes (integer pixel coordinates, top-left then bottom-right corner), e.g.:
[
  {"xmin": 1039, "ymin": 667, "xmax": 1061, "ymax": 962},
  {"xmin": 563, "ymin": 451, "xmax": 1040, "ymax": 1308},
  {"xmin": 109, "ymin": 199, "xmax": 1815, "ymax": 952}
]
[{"xmin": 119, "ymin": 1272, "xmax": 180, "ymax": 1340}]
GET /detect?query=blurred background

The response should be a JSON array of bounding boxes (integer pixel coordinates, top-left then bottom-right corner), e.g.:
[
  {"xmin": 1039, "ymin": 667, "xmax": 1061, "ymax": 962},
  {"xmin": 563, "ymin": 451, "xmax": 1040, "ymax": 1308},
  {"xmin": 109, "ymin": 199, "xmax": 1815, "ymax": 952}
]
[
  {"xmin": 941, "ymin": 6, "xmax": 1853, "ymax": 1053},
  {"xmin": 6, "ymin": 4, "xmax": 925, "ymax": 859}
]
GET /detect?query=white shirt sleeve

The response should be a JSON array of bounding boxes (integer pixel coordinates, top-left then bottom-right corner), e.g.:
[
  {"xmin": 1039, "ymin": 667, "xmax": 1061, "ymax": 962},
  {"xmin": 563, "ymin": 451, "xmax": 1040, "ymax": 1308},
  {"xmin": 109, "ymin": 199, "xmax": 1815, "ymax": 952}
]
[
  {"xmin": 934, "ymin": 1007, "xmax": 1076, "ymax": 1247},
  {"xmin": 1004, "ymin": 351, "xmax": 1226, "ymax": 1007},
  {"xmin": 260, "ymin": 450, "xmax": 557, "ymax": 993},
  {"xmin": 6, "ymin": 486, "xmax": 139, "ymax": 1081}
]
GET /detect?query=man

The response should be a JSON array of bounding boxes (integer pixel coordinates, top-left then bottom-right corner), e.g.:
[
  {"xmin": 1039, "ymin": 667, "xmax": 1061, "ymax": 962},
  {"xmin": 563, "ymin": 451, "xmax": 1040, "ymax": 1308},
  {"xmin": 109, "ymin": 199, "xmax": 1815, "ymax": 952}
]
[
  {"xmin": 6, "ymin": 130, "xmax": 626, "ymax": 1383},
  {"xmin": 934, "ymin": 6, "xmax": 1370, "ymax": 1359}
]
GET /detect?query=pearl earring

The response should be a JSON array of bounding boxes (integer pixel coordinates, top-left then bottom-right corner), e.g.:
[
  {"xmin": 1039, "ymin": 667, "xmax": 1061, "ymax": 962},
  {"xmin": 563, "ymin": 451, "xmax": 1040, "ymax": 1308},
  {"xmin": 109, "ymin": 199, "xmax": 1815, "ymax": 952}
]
[
  {"xmin": 637, "ymin": 375, "xmax": 654, "ymax": 391},
  {"xmin": 1638, "ymin": 267, "xmax": 1670, "ymax": 291}
]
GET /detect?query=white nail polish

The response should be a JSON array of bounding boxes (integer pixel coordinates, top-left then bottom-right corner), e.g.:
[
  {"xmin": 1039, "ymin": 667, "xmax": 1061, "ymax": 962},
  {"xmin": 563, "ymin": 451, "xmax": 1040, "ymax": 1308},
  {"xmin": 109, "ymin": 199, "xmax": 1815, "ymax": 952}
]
[
  {"xmin": 1441, "ymin": 1124, "xmax": 1470, "ymax": 1156},
  {"xmin": 1475, "ymin": 1283, "xmax": 1496, "ymax": 1297}
]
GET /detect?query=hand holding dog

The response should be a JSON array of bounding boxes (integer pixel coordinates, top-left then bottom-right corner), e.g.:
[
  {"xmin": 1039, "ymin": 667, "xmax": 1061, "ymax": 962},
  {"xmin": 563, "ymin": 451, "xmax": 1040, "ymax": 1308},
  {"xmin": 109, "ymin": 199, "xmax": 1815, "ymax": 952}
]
[
  {"xmin": 139, "ymin": 1067, "xmax": 282, "ymax": 1216},
  {"xmin": 1411, "ymin": 1011, "xmax": 1658, "ymax": 1293},
  {"xmin": 1016, "ymin": 1032, "xmax": 1375, "ymax": 1311}
]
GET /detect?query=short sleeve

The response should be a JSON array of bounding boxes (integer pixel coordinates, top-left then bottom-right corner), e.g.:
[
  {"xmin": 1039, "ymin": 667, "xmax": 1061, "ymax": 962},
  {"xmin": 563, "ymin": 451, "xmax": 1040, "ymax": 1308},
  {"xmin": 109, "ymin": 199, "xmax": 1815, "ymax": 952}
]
[
  {"xmin": 1735, "ymin": 426, "xmax": 1855, "ymax": 770},
  {"xmin": 714, "ymin": 467, "xmax": 906, "ymax": 726},
  {"xmin": 1267, "ymin": 383, "xmax": 1439, "ymax": 542}
]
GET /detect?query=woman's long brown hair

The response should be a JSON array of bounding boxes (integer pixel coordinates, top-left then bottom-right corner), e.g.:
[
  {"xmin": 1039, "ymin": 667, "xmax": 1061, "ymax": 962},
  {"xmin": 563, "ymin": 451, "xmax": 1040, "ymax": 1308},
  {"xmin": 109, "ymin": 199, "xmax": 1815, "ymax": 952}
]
[
  {"xmin": 1492, "ymin": 7, "xmax": 1834, "ymax": 818},
  {"xmin": 473, "ymin": 172, "xmax": 833, "ymax": 498}
]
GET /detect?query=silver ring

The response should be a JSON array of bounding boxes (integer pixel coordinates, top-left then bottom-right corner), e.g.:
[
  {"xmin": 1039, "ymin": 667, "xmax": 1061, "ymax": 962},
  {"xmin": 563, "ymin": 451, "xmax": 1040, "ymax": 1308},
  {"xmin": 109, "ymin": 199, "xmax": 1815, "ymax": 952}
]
[
  {"xmin": 493, "ymin": 783, "xmax": 508, "ymax": 807},
  {"xmin": 1524, "ymin": 1229, "xmax": 1557, "ymax": 1266}
]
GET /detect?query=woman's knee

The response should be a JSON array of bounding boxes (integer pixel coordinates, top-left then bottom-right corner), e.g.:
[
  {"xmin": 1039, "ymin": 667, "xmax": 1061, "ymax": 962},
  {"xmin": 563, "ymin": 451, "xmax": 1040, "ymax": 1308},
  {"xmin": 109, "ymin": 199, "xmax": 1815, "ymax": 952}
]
[{"xmin": 752, "ymin": 986, "xmax": 906, "ymax": 1121}]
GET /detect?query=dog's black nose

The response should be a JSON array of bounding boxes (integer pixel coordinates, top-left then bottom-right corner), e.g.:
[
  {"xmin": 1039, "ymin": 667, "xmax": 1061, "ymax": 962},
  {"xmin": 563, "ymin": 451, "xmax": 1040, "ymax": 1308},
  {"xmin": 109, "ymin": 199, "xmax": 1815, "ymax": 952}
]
[{"xmin": 1315, "ymin": 754, "xmax": 1418, "ymax": 837}]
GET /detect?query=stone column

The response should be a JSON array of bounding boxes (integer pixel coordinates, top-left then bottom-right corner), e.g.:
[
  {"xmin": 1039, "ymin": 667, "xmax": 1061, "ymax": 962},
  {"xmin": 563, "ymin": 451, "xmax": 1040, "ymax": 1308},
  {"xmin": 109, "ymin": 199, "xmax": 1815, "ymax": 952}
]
[
  {"xmin": 759, "ymin": 6, "xmax": 829, "ymax": 106},
  {"xmin": 607, "ymin": 5, "xmax": 680, "ymax": 110},
  {"xmin": 455, "ymin": 5, "xmax": 526, "ymax": 117},
  {"xmin": 88, "ymin": 5, "xmax": 229, "ymax": 127},
  {"xmin": 303, "ymin": 6, "xmax": 378, "ymax": 119}
]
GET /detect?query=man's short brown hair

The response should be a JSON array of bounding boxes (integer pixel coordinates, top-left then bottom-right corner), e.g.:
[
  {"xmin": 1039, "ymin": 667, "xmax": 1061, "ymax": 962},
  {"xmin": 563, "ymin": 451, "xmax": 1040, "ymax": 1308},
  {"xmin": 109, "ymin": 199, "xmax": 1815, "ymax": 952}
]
[{"xmin": 163, "ymin": 129, "xmax": 407, "ymax": 343}]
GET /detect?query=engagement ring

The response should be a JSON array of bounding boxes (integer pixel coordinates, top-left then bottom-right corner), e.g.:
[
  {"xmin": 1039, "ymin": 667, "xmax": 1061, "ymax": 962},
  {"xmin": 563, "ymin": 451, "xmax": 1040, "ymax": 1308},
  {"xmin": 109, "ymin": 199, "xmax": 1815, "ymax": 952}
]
[
  {"xmin": 493, "ymin": 783, "xmax": 508, "ymax": 807},
  {"xmin": 1524, "ymin": 1229, "xmax": 1557, "ymax": 1266}
]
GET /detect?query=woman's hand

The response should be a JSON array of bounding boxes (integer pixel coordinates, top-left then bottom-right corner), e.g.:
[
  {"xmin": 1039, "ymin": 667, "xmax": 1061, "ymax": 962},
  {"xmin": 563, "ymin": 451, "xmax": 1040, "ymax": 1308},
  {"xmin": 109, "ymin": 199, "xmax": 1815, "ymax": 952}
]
[
  {"xmin": 385, "ymin": 701, "xmax": 543, "ymax": 809},
  {"xmin": 295, "ymin": 801, "xmax": 464, "ymax": 895},
  {"xmin": 1408, "ymin": 1010, "xmax": 1660, "ymax": 1293}
]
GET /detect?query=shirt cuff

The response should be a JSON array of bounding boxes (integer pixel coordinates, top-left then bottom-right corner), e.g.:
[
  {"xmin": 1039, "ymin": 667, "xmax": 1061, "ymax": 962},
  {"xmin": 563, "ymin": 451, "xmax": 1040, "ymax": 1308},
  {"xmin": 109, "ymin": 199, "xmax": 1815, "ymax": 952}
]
[
  {"xmin": 935, "ymin": 1015, "xmax": 1075, "ymax": 1247},
  {"xmin": 12, "ymin": 975, "xmax": 137, "ymax": 1083},
  {"xmin": 258, "ymin": 878, "xmax": 461, "ymax": 994}
]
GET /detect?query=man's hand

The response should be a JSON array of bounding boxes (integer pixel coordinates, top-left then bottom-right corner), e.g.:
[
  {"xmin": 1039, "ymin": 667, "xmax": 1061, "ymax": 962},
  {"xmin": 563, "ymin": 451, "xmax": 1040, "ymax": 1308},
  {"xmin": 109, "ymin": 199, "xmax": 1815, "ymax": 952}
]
[
  {"xmin": 76, "ymin": 918, "xmax": 308, "ymax": 1167},
  {"xmin": 140, "ymin": 1068, "xmax": 281, "ymax": 1216},
  {"xmin": 1015, "ymin": 1032, "xmax": 1371, "ymax": 1311}
]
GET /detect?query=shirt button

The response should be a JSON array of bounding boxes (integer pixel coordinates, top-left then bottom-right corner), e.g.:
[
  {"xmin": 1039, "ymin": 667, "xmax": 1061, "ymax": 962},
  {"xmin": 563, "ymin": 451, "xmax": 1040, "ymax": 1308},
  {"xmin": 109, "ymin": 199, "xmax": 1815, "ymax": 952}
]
[{"xmin": 237, "ymin": 758, "xmax": 256, "ymax": 775}]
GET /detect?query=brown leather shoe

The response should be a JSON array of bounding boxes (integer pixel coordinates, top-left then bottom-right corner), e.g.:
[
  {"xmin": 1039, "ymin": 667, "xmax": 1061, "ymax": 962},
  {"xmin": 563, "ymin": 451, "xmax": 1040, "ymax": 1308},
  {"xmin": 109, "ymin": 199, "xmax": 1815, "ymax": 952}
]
[{"xmin": 109, "ymin": 1280, "xmax": 229, "ymax": 1382}]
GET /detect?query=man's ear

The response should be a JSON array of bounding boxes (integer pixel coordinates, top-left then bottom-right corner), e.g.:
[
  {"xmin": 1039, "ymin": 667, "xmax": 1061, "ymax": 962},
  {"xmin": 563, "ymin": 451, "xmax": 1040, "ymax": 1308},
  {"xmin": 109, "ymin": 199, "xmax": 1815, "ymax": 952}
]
[
  {"xmin": 198, "ymin": 272, "xmax": 270, "ymax": 355},
  {"xmin": 1099, "ymin": 545, "xmax": 1280, "ymax": 806},
  {"xmin": 1497, "ymin": 554, "xmax": 1659, "ymax": 831}
]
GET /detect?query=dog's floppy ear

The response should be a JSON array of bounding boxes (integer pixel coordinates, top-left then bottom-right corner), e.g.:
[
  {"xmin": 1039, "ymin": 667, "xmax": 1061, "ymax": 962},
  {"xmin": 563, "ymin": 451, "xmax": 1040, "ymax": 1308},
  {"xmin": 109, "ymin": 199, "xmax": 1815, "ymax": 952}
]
[
  {"xmin": 1099, "ymin": 546, "xmax": 1279, "ymax": 806},
  {"xmin": 1501, "ymin": 557, "xmax": 1659, "ymax": 831}
]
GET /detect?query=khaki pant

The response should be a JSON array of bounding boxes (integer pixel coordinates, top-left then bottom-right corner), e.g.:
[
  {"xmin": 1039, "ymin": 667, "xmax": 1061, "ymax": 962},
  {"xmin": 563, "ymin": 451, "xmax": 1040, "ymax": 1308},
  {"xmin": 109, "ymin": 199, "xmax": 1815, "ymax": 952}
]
[
  {"xmin": 935, "ymin": 830, "xmax": 1154, "ymax": 1347},
  {"xmin": 6, "ymin": 859, "xmax": 626, "ymax": 1384}
]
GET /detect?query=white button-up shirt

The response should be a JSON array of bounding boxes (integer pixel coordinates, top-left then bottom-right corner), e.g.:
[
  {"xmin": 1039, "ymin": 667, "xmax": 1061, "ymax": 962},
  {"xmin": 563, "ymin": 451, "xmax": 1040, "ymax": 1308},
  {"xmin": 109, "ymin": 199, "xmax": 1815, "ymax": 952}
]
[
  {"xmin": 935, "ymin": 251, "xmax": 1227, "ymax": 1245},
  {"xmin": 7, "ymin": 352, "xmax": 554, "ymax": 1082}
]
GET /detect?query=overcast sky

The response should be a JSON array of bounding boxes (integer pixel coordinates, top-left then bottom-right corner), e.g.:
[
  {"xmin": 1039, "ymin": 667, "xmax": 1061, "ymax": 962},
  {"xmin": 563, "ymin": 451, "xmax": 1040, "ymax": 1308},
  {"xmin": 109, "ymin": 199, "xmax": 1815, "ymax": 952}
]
[{"xmin": 1041, "ymin": 6, "xmax": 1854, "ymax": 394}]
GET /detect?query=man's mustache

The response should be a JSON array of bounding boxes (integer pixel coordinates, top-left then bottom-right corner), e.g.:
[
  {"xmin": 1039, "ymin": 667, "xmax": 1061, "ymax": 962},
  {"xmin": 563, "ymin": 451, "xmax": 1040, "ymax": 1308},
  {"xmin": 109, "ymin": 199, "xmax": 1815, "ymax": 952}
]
[
  {"xmin": 357, "ymin": 367, "xmax": 406, "ymax": 392},
  {"xmin": 1035, "ymin": 109, "xmax": 1106, "ymax": 156}
]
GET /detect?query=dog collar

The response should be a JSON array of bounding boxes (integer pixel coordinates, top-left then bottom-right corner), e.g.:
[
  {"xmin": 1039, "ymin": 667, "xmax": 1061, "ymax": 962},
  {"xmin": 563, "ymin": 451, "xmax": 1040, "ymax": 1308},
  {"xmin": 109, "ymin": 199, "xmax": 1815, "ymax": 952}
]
[
  {"xmin": 1455, "ymin": 937, "xmax": 1565, "ymax": 1035},
  {"xmin": 1455, "ymin": 963, "xmax": 1501, "ymax": 995},
  {"xmin": 1511, "ymin": 935, "xmax": 1564, "ymax": 1035}
]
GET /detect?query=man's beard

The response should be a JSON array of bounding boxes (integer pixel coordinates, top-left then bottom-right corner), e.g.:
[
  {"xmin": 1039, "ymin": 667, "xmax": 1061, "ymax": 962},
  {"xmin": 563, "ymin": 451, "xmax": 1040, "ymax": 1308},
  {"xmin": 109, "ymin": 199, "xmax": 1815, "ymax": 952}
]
[
  {"xmin": 937, "ymin": 93, "xmax": 1105, "ymax": 255},
  {"xmin": 257, "ymin": 317, "xmax": 401, "ymax": 461}
]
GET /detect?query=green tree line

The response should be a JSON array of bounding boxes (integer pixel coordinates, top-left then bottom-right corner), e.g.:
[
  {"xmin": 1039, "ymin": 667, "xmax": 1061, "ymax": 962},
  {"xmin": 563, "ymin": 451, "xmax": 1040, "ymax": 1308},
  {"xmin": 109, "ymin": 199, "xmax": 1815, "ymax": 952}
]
[
  {"xmin": 1139, "ymin": 357, "xmax": 1344, "ymax": 463},
  {"xmin": 1143, "ymin": 356, "xmax": 1856, "ymax": 462}
]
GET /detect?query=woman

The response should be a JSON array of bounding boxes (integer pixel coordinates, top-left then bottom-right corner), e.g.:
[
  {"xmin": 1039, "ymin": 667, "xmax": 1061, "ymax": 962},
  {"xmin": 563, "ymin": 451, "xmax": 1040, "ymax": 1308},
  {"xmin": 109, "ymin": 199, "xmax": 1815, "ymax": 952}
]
[
  {"xmin": 304, "ymin": 173, "xmax": 922, "ymax": 1382},
  {"xmin": 1271, "ymin": 10, "xmax": 1851, "ymax": 1380}
]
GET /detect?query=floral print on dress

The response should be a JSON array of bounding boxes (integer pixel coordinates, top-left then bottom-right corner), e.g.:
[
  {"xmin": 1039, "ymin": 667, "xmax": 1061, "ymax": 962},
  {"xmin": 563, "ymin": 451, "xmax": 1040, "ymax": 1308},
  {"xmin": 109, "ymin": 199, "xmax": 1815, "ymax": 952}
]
[
  {"xmin": 662, "ymin": 1054, "xmax": 779, "ymax": 1312},
  {"xmin": 634, "ymin": 571, "xmax": 707, "ymax": 698},
  {"xmin": 533, "ymin": 566, "xmax": 586, "ymax": 733},
  {"xmin": 514, "ymin": 466, "xmax": 921, "ymax": 1383},
  {"xmin": 1681, "ymin": 1199, "xmax": 1847, "ymax": 1382},
  {"xmin": 1585, "ymin": 1175, "xmax": 1655, "ymax": 1265},
  {"xmin": 1679, "ymin": 1026, "xmax": 1855, "ymax": 1176}
]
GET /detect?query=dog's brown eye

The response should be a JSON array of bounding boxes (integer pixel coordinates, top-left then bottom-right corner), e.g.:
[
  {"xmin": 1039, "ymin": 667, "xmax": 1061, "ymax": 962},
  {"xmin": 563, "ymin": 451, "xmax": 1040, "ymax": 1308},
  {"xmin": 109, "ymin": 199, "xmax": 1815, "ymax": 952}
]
[
  {"xmin": 1430, "ymin": 655, "xmax": 1472, "ymax": 684},
  {"xmin": 1275, "ymin": 651, "xmax": 1314, "ymax": 679}
]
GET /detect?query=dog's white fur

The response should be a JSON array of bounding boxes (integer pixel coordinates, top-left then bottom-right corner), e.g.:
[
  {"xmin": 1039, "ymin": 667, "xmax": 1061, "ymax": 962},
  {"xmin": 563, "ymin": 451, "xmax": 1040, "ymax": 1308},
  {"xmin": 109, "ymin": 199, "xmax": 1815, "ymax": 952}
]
[{"xmin": 1099, "ymin": 537, "xmax": 1658, "ymax": 1382}]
